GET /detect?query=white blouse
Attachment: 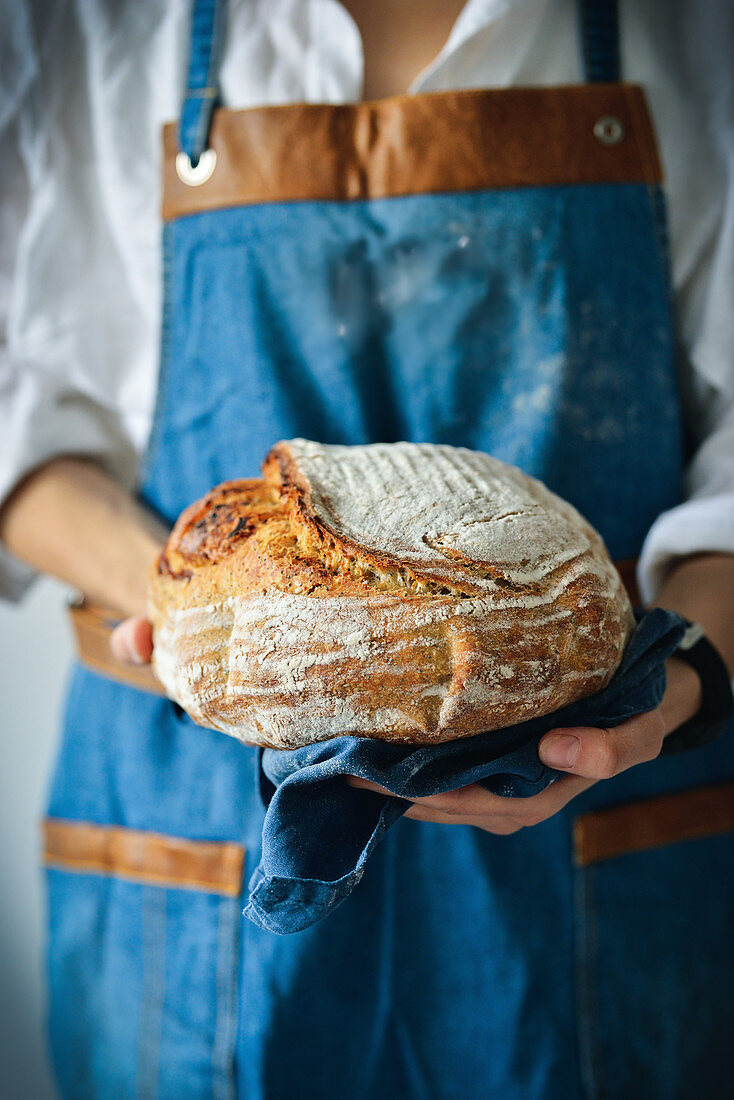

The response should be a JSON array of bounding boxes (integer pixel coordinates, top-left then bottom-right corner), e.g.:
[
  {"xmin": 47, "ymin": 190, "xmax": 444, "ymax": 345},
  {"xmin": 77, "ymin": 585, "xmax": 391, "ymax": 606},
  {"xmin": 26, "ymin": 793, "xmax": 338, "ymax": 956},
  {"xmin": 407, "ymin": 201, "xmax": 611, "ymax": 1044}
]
[{"xmin": 1, "ymin": 0, "xmax": 733, "ymax": 602}]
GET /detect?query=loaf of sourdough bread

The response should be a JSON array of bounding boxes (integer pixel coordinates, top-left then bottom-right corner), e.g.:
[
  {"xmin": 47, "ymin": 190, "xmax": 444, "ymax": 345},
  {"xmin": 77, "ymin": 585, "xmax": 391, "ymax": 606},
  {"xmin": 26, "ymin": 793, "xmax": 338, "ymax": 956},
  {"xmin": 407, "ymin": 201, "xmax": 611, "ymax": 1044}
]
[{"xmin": 148, "ymin": 440, "xmax": 634, "ymax": 748}]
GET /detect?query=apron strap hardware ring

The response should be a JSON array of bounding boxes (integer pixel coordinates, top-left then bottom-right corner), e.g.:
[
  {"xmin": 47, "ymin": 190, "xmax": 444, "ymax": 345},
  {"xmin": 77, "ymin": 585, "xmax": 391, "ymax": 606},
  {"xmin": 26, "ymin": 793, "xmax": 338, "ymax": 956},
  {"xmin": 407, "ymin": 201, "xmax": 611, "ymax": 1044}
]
[
  {"xmin": 176, "ymin": 148, "xmax": 217, "ymax": 185},
  {"xmin": 593, "ymin": 115, "xmax": 625, "ymax": 145}
]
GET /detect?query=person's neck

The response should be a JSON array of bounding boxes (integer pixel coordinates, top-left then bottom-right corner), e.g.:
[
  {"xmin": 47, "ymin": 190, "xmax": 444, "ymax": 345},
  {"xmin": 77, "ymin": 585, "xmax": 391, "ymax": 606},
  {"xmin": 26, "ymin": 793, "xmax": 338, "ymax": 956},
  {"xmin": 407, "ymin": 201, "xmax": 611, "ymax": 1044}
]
[{"xmin": 339, "ymin": 0, "xmax": 466, "ymax": 100}]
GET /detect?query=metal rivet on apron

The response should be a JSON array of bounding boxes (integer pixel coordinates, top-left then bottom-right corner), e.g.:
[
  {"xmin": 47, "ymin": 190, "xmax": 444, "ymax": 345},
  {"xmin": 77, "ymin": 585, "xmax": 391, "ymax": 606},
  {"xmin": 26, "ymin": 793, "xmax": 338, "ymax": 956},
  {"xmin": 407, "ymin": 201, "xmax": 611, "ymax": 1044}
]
[
  {"xmin": 175, "ymin": 149, "xmax": 217, "ymax": 186},
  {"xmin": 592, "ymin": 116, "xmax": 625, "ymax": 146}
]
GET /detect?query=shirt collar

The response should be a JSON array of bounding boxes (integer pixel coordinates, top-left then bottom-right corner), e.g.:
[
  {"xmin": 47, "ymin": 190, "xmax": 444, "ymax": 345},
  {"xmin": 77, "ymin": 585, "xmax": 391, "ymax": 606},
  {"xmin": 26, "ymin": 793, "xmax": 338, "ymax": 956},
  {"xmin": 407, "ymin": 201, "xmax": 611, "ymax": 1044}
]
[{"xmin": 319, "ymin": 0, "xmax": 537, "ymax": 98}]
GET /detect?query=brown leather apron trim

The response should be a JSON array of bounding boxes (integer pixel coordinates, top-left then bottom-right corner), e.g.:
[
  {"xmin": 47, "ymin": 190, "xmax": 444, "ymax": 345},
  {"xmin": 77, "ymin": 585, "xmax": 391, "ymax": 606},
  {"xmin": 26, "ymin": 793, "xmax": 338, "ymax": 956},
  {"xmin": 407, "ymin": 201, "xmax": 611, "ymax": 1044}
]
[
  {"xmin": 622, "ymin": 83, "xmax": 664, "ymax": 187},
  {"xmin": 573, "ymin": 781, "xmax": 734, "ymax": 868},
  {"xmin": 43, "ymin": 818, "xmax": 245, "ymax": 896},
  {"xmin": 162, "ymin": 83, "xmax": 663, "ymax": 221},
  {"xmin": 70, "ymin": 557, "xmax": 640, "ymax": 694},
  {"xmin": 69, "ymin": 598, "xmax": 166, "ymax": 696}
]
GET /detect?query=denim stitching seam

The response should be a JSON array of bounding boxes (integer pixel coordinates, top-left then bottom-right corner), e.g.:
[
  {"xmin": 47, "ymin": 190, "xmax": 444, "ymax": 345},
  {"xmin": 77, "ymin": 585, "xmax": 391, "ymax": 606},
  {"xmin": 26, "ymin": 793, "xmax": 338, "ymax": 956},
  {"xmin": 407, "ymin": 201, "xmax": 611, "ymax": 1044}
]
[
  {"xmin": 136, "ymin": 885, "xmax": 166, "ymax": 1100},
  {"xmin": 574, "ymin": 865, "xmax": 605, "ymax": 1100},
  {"xmin": 138, "ymin": 220, "xmax": 175, "ymax": 492},
  {"xmin": 212, "ymin": 896, "xmax": 240, "ymax": 1100}
]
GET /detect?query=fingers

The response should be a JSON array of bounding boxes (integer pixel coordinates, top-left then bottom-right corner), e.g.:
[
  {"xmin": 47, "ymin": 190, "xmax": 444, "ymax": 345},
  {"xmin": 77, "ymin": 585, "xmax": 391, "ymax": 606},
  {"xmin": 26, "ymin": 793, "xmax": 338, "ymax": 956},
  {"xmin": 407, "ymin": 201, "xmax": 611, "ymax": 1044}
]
[
  {"xmin": 110, "ymin": 615, "xmax": 154, "ymax": 665},
  {"xmin": 538, "ymin": 710, "xmax": 666, "ymax": 780},
  {"xmin": 403, "ymin": 774, "xmax": 595, "ymax": 831},
  {"xmin": 346, "ymin": 774, "xmax": 596, "ymax": 833},
  {"xmin": 345, "ymin": 709, "xmax": 669, "ymax": 836}
]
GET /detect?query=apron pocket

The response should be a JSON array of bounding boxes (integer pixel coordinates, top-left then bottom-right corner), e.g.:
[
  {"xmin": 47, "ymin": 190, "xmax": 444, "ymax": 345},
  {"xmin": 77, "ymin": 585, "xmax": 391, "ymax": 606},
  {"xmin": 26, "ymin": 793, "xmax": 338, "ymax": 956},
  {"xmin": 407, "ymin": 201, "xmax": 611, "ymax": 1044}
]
[
  {"xmin": 43, "ymin": 818, "xmax": 244, "ymax": 1100},
  {"xmin": 573, "ymin": 782, "xmax": 734, "ymax": 1100}
]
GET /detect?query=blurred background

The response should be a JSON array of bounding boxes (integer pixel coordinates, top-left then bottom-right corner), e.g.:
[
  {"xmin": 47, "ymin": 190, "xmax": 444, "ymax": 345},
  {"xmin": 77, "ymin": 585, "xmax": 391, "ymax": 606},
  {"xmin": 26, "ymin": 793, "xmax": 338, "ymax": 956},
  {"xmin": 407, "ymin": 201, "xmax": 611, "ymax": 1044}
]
[{"xmin": 0, "ymin": 577, "xmax": 72, "ymax": 1099}]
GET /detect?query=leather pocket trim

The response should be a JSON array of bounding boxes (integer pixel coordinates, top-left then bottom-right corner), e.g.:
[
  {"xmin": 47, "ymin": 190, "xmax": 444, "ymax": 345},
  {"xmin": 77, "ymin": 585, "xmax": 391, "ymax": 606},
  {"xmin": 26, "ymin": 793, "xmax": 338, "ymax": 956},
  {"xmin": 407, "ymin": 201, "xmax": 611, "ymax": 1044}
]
[
  {"xmin": 573, "ymin": 781, "xmax": 734, "ymax": 868},
  {"xmin": 43, "ymin": 818, "xmax": 245, "ymax": 896}
]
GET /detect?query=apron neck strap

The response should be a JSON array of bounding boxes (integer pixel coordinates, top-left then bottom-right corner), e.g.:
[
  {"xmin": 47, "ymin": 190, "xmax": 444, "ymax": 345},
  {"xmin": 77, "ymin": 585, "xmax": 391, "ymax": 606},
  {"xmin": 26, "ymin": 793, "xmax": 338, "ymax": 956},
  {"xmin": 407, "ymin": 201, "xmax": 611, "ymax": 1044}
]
[
  {"xmin": 578, "ymin": 0, "xmax": 621, "ymax": 83},
  {"xmin": 178, "ymin": 0, "xmax": 228, "ymax": 166}
]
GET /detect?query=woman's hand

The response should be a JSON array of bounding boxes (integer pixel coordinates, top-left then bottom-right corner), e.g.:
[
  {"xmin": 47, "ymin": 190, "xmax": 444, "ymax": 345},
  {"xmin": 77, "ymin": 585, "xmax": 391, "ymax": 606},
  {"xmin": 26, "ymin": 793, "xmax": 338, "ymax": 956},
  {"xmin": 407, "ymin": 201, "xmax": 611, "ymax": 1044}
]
[
  {"xmin": 346, "ymin": 655, "xmax": 703, "ymax": 833},
  {"xmin": 110, "ymin": 616, "xmax": 154, "ymax": 664}
]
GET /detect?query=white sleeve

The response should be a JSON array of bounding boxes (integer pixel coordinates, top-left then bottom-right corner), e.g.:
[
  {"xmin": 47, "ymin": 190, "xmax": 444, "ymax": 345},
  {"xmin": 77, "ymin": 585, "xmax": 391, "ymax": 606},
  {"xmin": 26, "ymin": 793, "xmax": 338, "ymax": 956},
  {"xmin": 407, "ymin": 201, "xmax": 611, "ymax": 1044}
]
[
  {"xmin": 0, "ymin": 1, "xmax": 146, "ymax": 602},
  {"xmin": 637, "ymin": 387, "xmax": 734, "ymax": 605},
  {"xmin": 636, "ymin": 3, "xmax": 734, "ymax": 604}
]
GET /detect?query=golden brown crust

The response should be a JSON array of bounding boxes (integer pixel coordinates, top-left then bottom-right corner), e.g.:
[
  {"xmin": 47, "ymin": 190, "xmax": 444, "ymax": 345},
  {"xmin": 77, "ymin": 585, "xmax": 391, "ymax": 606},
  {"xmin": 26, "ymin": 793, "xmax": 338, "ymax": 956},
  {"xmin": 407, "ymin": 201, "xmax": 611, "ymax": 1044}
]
[
  {"xmin": 264, "ymin": 442, "xmax": 469, "ymax": 594},
  {"xmin": 148, "ymin": 441, "xmax": 634, "ymax": 748}
]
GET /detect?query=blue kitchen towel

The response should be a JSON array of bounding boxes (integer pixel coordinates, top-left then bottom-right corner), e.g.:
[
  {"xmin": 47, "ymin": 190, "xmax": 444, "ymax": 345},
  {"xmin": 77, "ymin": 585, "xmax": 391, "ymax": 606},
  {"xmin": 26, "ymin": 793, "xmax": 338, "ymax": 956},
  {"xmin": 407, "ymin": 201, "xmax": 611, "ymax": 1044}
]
[{"xmin": 245, "ymin": 608, "xmax": 686, "ymax": 933}]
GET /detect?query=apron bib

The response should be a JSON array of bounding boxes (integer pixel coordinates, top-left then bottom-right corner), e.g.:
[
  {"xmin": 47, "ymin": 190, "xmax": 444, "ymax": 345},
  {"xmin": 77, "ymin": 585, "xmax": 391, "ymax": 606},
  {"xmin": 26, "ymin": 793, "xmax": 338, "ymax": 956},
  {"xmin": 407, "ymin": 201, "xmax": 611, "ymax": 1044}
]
[{"xmin": 45, "ymin": 1, "xmax": 734, "ymax": 1096}]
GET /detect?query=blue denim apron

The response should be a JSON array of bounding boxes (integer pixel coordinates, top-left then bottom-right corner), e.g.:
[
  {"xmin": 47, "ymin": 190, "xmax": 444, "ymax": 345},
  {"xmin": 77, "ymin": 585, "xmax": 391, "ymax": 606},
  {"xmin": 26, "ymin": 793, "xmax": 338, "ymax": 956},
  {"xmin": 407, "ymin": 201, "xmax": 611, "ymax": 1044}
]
[{"xmin": 45, "ymin": 1, "xmax": 734, "ymax": 1096}]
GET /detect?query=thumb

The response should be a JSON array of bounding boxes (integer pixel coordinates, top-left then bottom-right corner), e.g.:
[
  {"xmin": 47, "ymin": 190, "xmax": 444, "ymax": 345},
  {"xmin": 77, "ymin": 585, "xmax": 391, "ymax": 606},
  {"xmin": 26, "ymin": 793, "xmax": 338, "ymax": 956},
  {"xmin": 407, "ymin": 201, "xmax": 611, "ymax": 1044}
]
[
  {"xmin": 110, "ymin": 615, "xmax": 154, "ymax": 665},
  {"xmin": 538, "ymin": 710, "xmax": 665, "ymax": 780}
]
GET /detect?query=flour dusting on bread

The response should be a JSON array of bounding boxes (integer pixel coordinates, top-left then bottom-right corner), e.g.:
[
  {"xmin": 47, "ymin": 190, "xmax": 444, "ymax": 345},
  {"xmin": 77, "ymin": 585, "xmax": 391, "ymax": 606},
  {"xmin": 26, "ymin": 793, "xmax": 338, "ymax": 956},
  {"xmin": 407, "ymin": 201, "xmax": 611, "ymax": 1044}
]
[
  {"xmin": 277, "ymin": 439, "xmax": 597, "ymax": 589},
  {"xmin": 149, "ymin": 440, "xmax": 634, "ymax": 747}
]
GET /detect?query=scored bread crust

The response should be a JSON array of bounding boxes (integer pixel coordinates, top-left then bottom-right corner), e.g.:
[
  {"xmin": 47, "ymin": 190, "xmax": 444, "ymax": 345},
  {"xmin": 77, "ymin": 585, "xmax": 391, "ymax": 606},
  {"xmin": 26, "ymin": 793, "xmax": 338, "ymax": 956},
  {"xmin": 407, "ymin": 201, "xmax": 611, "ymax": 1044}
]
[{"xmin": 148, "ymin": 440, "xmax": 635, "ymax": 749}]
